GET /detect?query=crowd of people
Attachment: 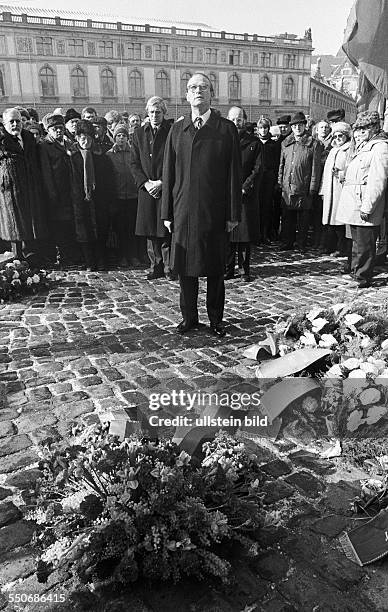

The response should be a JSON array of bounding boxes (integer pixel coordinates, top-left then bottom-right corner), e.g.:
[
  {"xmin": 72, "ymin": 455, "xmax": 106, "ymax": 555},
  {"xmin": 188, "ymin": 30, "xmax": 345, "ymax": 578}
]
[{"xmin": 0, "ymin": 73, "xmax": 388, "ymax": 334}]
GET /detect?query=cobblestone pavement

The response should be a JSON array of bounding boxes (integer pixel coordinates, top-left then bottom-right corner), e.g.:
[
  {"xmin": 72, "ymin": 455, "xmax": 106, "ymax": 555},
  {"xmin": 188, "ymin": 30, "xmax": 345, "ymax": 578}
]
[{"xmin": 1, "ymin": 244, "xmax": 388, "ymax": 611}]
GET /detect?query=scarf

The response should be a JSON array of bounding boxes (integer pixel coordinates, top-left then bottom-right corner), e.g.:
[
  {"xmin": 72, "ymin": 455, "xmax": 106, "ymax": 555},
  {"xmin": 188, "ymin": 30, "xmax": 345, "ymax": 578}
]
[{"xmin": 79, "ymin": 148, "xmax": 95, "ymax": 201}]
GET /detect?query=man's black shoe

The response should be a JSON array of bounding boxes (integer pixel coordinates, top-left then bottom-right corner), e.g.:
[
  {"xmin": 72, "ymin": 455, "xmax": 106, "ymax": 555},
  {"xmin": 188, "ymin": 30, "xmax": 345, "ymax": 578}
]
[
  {"xmin": 166, "ymin": 272, "xmax": 178, "ymax": 281},
  {"xmin": 146, "ymin": 270, "xmax": 165, "ymax": 280},
  {"xmin": 176, "ymin": 320, "xmax": 200, "ymax": 334},
  {"xmin": 242, "ymin": 274, "xmax": 252, "ymax": 282},
  {"xmin": 358, "ymin": 280, "xmax": 371, "ymax": 289},
  {"xmin": 209, "ymin": 323, "xmax": 226, "ymax": 337},
  {"xmin": 224, "ymin": 271, "xmax": 235, "ymax": 280}
]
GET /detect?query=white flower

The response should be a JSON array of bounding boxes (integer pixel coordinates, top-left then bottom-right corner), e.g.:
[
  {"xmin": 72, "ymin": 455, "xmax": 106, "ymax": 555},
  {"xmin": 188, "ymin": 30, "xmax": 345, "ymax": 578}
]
[
  {"xmin": 306, "ymin": 307, "xmax": 323, "ymax": 322},
  {"xmin": 360, "ymin": 336, "xmax": 372, "ymax": 349},
  {"xmin": 318, "ymin": 334, "xmax": 338, "ymax": 348},
  {"xmin": 311, "ymin": 317, "xmax": 329, "ymax": 333},
  {"xmin": 13, "ymin": 259, "xmax": 21, "ymax": 266},
  {"xmin": 347, "ymin": 410, "xmax": 364, "ymax": 432},
  {"xmin": 331, "ymin": 303, "xmax": 348, "ymax": 316},
  {"xmin": 11, "ymin": 279, "xmax": 21, "ymax": 286},
  {"xmin": 359, "ymin": 362, "xmax": 379, "ymax": 376},
  {"xmin": 325, "ymin": 364, "xmax": 343, "ymax": 378},
  {"xmin": 5, "ymin": 262, "xmax": 14, "ymax": 269},
  {"xmin": 26, "ymin": 277, "xmax": 33, "ymax": 286},
  {"xmin": 344, "ymin": 313, "xmax": 364, "ymax": 326},
  {"xmin": 300, "ymin": 332, "xmax": 317, "ymax": 346},
  {"xmin": 348, "ymin": 369, "xmax": 367, "ymax": 379},
  {"xmin": 359, "ymin": 388, "xmax": 381, "ymax": 405},
  {"xmin": 12, "ymin": 271, "xmax": 19, "ymax": 279},
  {"xmin": 32, "ymin": 274, "xmax": 40, "ymax": 284},
  {"xmin": 342, "ymin": 357, "xmax": 361, "ymax": 371}
]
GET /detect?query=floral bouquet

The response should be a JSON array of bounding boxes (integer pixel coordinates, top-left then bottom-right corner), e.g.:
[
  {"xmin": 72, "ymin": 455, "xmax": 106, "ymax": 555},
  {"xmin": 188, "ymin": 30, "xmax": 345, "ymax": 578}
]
[{"xmin": 0, "ymin": 258, "xmax": 56, "ymax": 302}]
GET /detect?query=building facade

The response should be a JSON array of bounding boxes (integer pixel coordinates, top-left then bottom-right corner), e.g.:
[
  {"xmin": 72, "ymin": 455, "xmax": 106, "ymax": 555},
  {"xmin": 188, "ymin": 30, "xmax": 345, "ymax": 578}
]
[
  {"xmin": 310, "ymin": 77, "xmax": 357, "ymax": 123},
  {"xmin": 0, "ymin": 7, "xmax": 313, "ymax": 121}
]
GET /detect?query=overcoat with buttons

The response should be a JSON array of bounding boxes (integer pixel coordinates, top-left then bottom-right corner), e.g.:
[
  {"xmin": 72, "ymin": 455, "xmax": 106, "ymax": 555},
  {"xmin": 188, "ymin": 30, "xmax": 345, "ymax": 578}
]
[
  {"xmin": 161, "ymin": 110, "xmax": 242, "ymax": 276},
  {"xmin": 129, "ymin": 119, "xmax": 171, "ymax": 238}
]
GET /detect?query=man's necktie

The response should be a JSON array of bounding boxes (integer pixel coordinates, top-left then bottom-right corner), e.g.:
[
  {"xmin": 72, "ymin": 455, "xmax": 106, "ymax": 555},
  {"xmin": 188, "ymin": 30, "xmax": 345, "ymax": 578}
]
[{"xmin": 195, "ymin": 117, "xmax": 203, "ymax": 130}]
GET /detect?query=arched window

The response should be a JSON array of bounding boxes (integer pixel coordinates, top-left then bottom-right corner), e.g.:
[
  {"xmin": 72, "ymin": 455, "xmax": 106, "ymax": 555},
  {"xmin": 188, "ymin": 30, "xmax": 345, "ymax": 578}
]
[
  {"xmin": 180, "ymin": 71, "xmax": 192, "ymax": 97},
  {"xmin": 71, "ymin": 66, "xmax": 87, "ymax": 98},
  {"xmin": 155, "ymin": 70, "xmax": 170, "ymax": 98},
  {"xmin": 128, "ymin": 70, "xmax": 143, "ymax": 98},
  {"xmin": 312, "ymin": 87, "xmax": 316, "ymax": 103},
  {"xmin": 229, "ymin": 72, "xmax": 240, "ymax": 99},
  {"xmin": 284, "ymin": 76, "xmax": 295, "ymax": 101},
  {"xmin": 260, "ymin": 75, "xmax": 271, "ymax": 100},
  {"xmin": 40, "ymin": 65, "xmax": 55, "ymax": 97},
  {"xmin": 101, "ymin": 68, "xmax": 116, "ymax": 97},
  {"xmin": 0, "ymin": 69, "xmax": 5, "ymax": 96},
  {"xmin": 323, "ymin": 92, "xmax": 327, "ymax": 105},
  {"xmin": 209, "ymin": 72, "xmax": 217, "ymax": 97}
]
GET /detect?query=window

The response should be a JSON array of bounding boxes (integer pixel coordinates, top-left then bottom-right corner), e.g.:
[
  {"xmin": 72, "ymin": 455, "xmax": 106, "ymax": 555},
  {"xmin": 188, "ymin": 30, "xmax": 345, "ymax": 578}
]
[
  {"xmin": 197, "ymin": 48, "xmax": 203, "ymax": 62},
  {"xmin": 260, "ymin": 53, "xmax": 271, "ymax": 67},
  {"xmin": 40, "ymin": 66, "xmax": 55, "ymax": 97},
  {"xmin": 99, "ymin": 41, "xmax": 113, "ymax": 59},
  {"xmin": 71, "ymin": 66, "xmax": 87, "ymax": 97},
  {"xmin": 220, "ymin": 51, "xmax": 227, "ymax": 63},
  {"xmin": 229, "ymin": 50, "xmax": 239, "ymax": 65},
  {"xmin": 57, "ymin": 40, "xmax": 66, "ymax": 55},
  {"xmin": 252, "ymin": 53, "xmax": 258, "ymax": 65},
  {"xmin": 312, "ymin": 87, "xmax": 316, "ymax": 103},
  {"xmin": 284, "ymin": 54, "xmax": 296, "ymax": 69},
  {"xmin": 17, "ymin": 37, "xmax": 33, "ymax": 53},
  {"xmin": 181, "ymin": 46, "xmax": 193, "ymax": 63},
  {"xmin": 273, "ymin": 55, "xmax": 277, "ymax": 67},
  {"xmin": 155, "ymin": 44, "xmax": 168, "ymax": 62},
  {"xmin": 209, "ymin": 72, "xmax": 217, "ymax": 97},
  {"xmin": 0, "ymin": 69, "xmax": 5, "ymax": 96},
  {"xmin": 242, "ymin": 52, "xmax": 249, "ymax": 65},
  {"xmin": 36, "ymin": 37, "xmax": 53, "ymax": 56},
  {"xmin": 260, "ymin": 75, "xmax": 271, "ymax": 100},
  {"xmin": 87, "ymin": 41, "xmax": 96, "ymax": 56},
  {"xmin": 128, "ymin": 43, "xmax": 141, "ymax": 60},
  {"xmin": 229, "ymin": 73, "xmax": 240, "ymax": 99},
  {"xmin": 68, "ymin": 39, "xmax": 83, "ymax": 57},
  {"xmin": 101, "ymin": 68, "xmax": 116, "ymax": 97},
  {"xmin": 181, "ymin": 71, "xmax": 192, "ymax": 97},
  {"xmin": 145, "ymin": 46, "xmax": 152, "ymax": 59},
  {"xmin": 155, "ymin": 70, "xmax": 170, "ymax": 98},
  {"xmin": 129, "ymin": 69, "xmax": 143, "ymax": 98},
  {"xmin": 205, "ymin": 48, "xmax": 217, "ymax": 64},
  {"xmin": 284, "ymin": 76, "xmax": 295, "ymax": 101}
]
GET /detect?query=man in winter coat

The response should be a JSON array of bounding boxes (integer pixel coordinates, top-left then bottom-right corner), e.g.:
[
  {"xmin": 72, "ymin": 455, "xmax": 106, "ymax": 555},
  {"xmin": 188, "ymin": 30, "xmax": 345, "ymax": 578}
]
[
  {"xmin": 39, "ymin": 113, "xmax": 77, "ymax": 266},
  {"xmin": 225, "ymin": 106, "xmax": 261, "ymax": 282},
  {"xmin": 161, "ymin": 72, "xmax": 242, "ymax": 337},
  {"xmin": 278, "ymin": 111, "xmax": 323, "ymax": 252},
  {"xmin": 0, "ymin": 107, "xmax": 47, "ymax": 262},
  {"xmin": 130, "ymin": 96, "xmax": 172, "ymax": 280},
  {"xmin": 336, "ymin": 111, "xmax": 388, "ymax": 288}
]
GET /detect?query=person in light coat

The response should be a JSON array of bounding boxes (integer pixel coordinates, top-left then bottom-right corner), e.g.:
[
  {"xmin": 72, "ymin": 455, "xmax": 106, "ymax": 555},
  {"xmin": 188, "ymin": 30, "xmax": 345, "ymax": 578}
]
[
  {"xmin": 336, "ymin": 111, "xmax": 388, "ymax": 288},
  {"xmin": 320, "ymin": 122, "xmax": 352, "ymax": 259}
]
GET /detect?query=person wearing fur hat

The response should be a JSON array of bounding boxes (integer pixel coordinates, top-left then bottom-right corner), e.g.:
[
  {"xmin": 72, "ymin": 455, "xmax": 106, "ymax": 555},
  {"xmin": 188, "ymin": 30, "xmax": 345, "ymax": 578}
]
[
  {"xmin": 276, "ymin": 115, "xmax": 292, "ymax": 142},
  {"xmin": 92, "ymin": 116, "xmax": 113, "ymax": 154},
  {"xmin": 327, "ymin": 109, "xmax": 345, "ymax": 126},
  {"xmin": 65, "ymin": 108, "xmax": 81, "ymax": 144},
  {"xmin": 106, "ymin": 124, "xmax": 140, "ymax": 268},
  {"xmin": 39, "ymin": 113, "xmax": 78, "ymax": 266},
  {"xmin": 336, "ymin": 111, "xmax": 388, "ymax": 288},
  {"xmin": 278, "ymin": 111, "xmax": 323, "ymax": 252},
  {"xmin": 320, "ymin": 122, "xmax": 353, "ymax": 267}
]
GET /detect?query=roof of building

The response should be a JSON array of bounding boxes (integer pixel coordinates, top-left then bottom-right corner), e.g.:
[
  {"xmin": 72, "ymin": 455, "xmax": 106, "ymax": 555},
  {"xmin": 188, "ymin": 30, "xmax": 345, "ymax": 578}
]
[{"xmin": 0, "ymin": 3, "xmax": 213, "ymax": 30}]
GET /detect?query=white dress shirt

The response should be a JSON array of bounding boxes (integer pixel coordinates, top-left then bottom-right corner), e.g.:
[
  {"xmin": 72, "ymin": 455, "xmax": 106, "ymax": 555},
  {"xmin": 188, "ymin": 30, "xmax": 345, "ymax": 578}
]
[{"xmin": 191, "ymin": 108, "xmax": 211, "ymax": 127}]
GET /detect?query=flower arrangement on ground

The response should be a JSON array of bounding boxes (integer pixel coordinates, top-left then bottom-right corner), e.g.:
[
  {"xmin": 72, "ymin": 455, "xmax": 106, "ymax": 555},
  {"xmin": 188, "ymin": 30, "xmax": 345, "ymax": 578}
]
[
  {"xmin": 29, "ymin": 427, "xmax": 264, "ymax": 589},
  {"xmin": 0, "ymin": 258, "xmax": 56, "ymax": 302}
]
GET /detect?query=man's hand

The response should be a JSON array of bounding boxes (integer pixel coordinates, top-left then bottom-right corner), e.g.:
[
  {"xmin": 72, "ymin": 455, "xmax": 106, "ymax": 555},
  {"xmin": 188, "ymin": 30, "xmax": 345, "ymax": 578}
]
[
  {"xmin": 360, "ymin": 211, "xmax": 370, "ymax": 222},
  {"xmin": 226, "ymin": 221, "xmax": 239, "ymax": 232},
  {"xmin": 145, "ymin": 180, "xmax": 162, "ymax": 198},
  {"xmin": 164, "ymin": 220, "xmax": 173, "ymax": 232}
]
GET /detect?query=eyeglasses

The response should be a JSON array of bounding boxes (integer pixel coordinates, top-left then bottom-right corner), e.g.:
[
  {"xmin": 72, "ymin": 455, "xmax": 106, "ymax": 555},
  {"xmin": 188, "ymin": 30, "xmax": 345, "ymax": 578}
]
[{"xmin": 187, "ymin": 84, "xmax": 209, "ymax": 93}]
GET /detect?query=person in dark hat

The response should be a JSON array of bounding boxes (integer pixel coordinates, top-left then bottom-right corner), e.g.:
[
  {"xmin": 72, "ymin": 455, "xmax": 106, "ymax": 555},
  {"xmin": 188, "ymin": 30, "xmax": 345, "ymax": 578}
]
[
  {"xmin": 92, "ymin": 116, "xmax": 113, "ymax": 154},
  {"xmin": 64, "ymin": 108, "xmax": 81, "ymax": 145},
  {"xmin": 39, "ymin": 113, "xmax": 78, "ymax": 267},
  {"xmin": 278, "ymin": 111, "xmax": 323, "ymax": 252},
  {"xmin": 327, "ymin": 109, "xmax": 345, "ymax": 126},
  {"xmin": 276, "ymin": 115, "xmax": 292, "ymax": 143}
]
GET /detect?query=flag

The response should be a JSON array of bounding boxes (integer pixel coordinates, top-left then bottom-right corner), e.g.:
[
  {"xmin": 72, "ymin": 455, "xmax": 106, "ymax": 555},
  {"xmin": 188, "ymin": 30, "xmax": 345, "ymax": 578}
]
[{"xmin": 343, "ymin": 0, "xmax": 388, "ymax": 99}]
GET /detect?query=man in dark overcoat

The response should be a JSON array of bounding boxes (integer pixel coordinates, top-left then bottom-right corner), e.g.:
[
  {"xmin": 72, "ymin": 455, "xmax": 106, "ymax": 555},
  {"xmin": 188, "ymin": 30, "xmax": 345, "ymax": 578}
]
[
  {"xmin": 225, "ymin": 106, "xmax": 261, "ymax": 282},
  {"xmin": 39, "ymin": 113, "xmax": 77, "ymax": 266},
  {"xmin": 0, "ymin": 107, "xmax": 46, "ymax": 262},
  {"xmin": 161, "ymin": 73, "xmax": 242, "ymax": 337},
  {"xmin": 129, "ymin": 96, "xmax": 172, "ymax": 280}
]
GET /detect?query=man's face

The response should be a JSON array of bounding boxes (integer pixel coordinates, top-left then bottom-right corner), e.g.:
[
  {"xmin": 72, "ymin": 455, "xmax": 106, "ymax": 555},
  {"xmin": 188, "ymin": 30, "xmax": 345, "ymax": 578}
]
[
  {"xmin": 94, "ymin": 124, "xmax": 105, "ymax": 140},
  {"xmin": 3, "ymin": 110, "xmax": 22, "ymax": 136},
  {"xmin": 83, "ymin": 111, "xmax": 96, "ymax": 122},
  {"xmin": 317, "ymin": 121, "xmax": 330, "ymax": 139},
  {"xmin": 147, "ymin": 104, "xmax": 164, "ymax": 128},
  {"xmin": 115, "ymin": 133, "xmax": 128, "ymax": 147},
  {"xmin": 278, "ymin": 123, "xmax": 291, "ymax": 137},
  {"xmin": 66, "ymin": 118, "xmax": 79, "ymax": 134},
  {"xmin": 129, "ymin": 115, "xmax": 141, "ymax": 128},
  {"xmin": 76, "ymin": 133, "xmax": 93, "ymax": 150},
  {"xmin": 48, "ymin": 124, "xmax": 64, "ymax": 142},
  {"xmin": 227, "ymin": 108, "xmax": 245, "ymax": 131},
  {"xmin": 291, "ymin": 122, "xmax": 306, "ymax": 138},
  {"xmin": 186, "ymin": 74, "xmax": 211, "ymax": 111}
]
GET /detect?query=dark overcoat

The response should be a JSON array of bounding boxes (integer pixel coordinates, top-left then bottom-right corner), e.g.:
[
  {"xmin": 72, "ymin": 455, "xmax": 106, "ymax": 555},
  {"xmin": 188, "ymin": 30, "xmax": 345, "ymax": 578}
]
[
  {"xmin": 278, "ymin": 133, "xmax": 323, "ymax": 210},
  {"xmin": 230, "ymin": 130, "xmax": 261, "ymax": 243},
  {"xmin": 0, "ymin": 128, "xmax": 47, "ymax": 241},
  {"xmin": 69, "ymin": 146, "xmax": 98, "ymax": 243},
  {"xmin": 161, "ymin": 110, "xmax": 242, "ymax": 276},
  {"xmin": 39, "ymin": 136, "xmax": 74, "ymax": 224},
  {"xmin": 129, "ymin": 119, "xmax": 171, "ymax": 238}
]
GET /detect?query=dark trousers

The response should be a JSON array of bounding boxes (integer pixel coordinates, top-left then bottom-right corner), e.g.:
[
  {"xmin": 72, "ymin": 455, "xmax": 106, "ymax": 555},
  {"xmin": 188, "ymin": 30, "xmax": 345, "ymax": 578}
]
[
  {"xmin": 350, "ymin": 225, "xmax": 378, "ymax": 281},
  {"xmin": 147, "ymin": 236, "xmax": 170, "ymax": 274},
  {"xmin": 259, "ymin": 173, "xmax": 276, "ymax": 241},
  {"xmin": 310, "ymin": 195, "xmax": 323, "ymax": 247},
  {"xmin": 282, "ymin": 208, "xmax": 310, "ymax": 248},
  {"xmin": 111, "ymin": 198, "xmax": 138, "ymax": 261},
  {"xmin": 50, "ymin": 219, "xmax": 80, "ymax": 264},
  {"xmin": 272, "ymin": 187, "xmax": 282, "ymax": 239},
  {"xmin": 179, "ymin": 275, "xmax": 225, "ymax": 325},
  {"xmin": 227, "ymin": 242, "xmax": 250, "ymax": 275}
]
